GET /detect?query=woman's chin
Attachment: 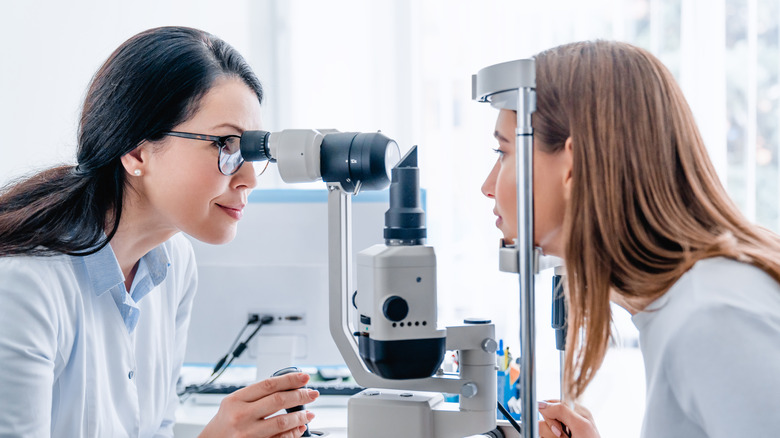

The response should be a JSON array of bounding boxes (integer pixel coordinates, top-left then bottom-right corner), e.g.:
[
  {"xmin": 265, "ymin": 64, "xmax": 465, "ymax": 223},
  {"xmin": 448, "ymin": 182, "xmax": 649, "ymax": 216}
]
[
  {"xmin": 501, "ymin": 234, "xmax": 517, "ymax": 245},
  {"xmin": 191, "ymin": 227, "xmax": 238, "ymax": 246}
]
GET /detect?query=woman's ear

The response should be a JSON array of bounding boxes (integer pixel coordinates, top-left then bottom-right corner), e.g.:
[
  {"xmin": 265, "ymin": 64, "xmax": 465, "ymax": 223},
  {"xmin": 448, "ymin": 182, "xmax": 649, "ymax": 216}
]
[
  {"xmin": 120, "ymin": 142, "xmax": 149, "ymax": 177},
  {"xmin": 562, "ymin": 137, "xmax": 574, "ymax": 200}
]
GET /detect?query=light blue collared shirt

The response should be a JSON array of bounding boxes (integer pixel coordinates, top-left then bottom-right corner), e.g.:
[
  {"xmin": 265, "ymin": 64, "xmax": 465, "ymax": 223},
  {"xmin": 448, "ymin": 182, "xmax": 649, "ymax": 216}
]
[{"xmin": 0, "ymin": 233, "xmax": 198, "ymax": 437}]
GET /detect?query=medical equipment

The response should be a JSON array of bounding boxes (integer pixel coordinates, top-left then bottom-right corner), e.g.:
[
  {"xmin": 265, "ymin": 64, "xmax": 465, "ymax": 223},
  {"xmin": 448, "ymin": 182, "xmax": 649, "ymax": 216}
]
[
  {"xmin": 551, "ymin": 266, "xmax": 571, "ymax": 437},
  {"xmin": 240, "ymin": 131, "xmax": 499, "ymax": 437},
  {"xmin": 551, "ymin": 267, "xmax": 567, "ymax": 397},
  {"xmin": 240, "ymin": 130, "xmax": 401, "ymax": 193},
  {"xmin": 272, "ymin": 366, "xmax": 312, "ymax": 437},
  {"xmin": 474, "ymin": 58, "xmax": 550, "ymax": 438}
]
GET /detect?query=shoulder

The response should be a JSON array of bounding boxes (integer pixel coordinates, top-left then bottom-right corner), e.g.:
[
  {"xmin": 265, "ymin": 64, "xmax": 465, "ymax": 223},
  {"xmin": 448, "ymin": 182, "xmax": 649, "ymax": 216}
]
[
  {"xmin": 637, "ymin": 256, "xmax": 780, "ymax": 363},
  {"xmin": 0, "ymin": 253, "xmax": 76, "ymax": 294},
  {"xmin": 661, "ymin": 256, "xmax": 780, "ymax": 364},
  {"xmin": 685, "ymin": 256, "xmax": 778, "ymax": 288},
  {"xmin": 680, "ymin": 257, "xmax": 780, "ymax": 312},
  {"xmin": 0, "ymin": 253, "xmax": 79, "ymax": 331},
  {"xmin": 638, "ymin": 257, "xmax": 780, "ymax": 327},
  {"xmin": 657, "ymin": 258, "xmax": 780, "ymax": 425}
]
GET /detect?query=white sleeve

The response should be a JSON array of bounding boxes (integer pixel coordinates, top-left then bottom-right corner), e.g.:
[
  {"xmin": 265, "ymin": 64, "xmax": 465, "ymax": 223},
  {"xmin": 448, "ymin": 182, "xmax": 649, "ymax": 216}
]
[
  {"xmin": 155, "ymin": 238, "xmax": 199, "ymax": 437},
  {"xmin": 665, "ymin": 298, "xmax": 780, "ymax": 437},
  {"xmin": 0, "ymin": 262, "xmax": 59, "ymax": 437}
]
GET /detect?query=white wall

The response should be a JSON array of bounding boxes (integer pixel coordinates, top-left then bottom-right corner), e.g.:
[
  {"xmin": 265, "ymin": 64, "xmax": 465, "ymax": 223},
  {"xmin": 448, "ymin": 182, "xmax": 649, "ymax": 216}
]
[{"xmin": 0, "ymin": 0, "xmax": 255, "ymax": 184}]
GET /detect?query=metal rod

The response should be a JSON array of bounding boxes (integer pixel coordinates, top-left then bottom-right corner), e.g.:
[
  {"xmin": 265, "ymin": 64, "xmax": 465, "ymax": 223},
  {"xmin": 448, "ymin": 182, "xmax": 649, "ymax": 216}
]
[
  {"xmin": 517, "ymin": 87, "xmax": 537, "ymax": 438},
  {"xmin": 327, "ymin": 185, "xmax": 359, "ymax": 369}
]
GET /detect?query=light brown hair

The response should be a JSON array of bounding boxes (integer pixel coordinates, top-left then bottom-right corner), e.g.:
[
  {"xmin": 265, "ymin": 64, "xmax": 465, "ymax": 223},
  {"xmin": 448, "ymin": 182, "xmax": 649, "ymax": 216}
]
[{"xmin": 533, "ymin": 41, "xmax": 780, "ymax": 400}]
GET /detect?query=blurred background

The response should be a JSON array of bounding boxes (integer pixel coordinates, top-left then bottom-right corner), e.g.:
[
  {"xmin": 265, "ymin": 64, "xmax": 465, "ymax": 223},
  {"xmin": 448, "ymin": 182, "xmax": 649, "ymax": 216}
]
[{"xmin": 2, "ymin": 1, "xmax": 776, "ymax": 436}]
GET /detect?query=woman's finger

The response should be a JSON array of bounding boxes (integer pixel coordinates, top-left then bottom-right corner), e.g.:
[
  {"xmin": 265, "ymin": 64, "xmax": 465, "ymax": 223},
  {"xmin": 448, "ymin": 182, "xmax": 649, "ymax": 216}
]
[
  {"xmin": 538, "ymin": 400, "xmax": 599, "ymax": 438},
  {"xmin": 235, "ymin": 372, "xmax": 310, "ymax": 402},
  {"xmin": 247, "ymin": 387, "xmax": 320, "ymax": 420},
  {"xmin": 272, "ymin": 425, "xmax": 308, "ymax": 438},
  {"xmin": 538, "ymin": 419, "xmax": 557, "ymax": 438},
  {"xmin": 254, "ymin": 410, "xmax": 315, "ymax": 438}
]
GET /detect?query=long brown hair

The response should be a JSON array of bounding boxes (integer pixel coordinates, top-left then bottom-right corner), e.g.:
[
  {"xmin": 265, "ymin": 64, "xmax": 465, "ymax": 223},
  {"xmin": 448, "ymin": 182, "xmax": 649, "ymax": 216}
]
[{"xmin": 533, "ymin": 41, "xmax": 780, "ymax": 400}]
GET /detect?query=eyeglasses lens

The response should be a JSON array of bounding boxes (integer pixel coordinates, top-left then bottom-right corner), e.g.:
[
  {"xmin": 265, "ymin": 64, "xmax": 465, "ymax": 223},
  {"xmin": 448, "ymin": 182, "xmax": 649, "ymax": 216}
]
[{"xmin": 219, "ymin": 137, "xmax": 243, "ymax": 174}]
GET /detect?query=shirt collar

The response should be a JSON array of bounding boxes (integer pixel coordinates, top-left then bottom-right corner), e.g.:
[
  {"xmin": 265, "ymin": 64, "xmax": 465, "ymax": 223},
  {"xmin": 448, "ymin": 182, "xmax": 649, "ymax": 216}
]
[
  {"xmin": 82, "ymin": 243, "xmax": 124, "ymax": 297},
  {"xmin": 130, "ymin": 245, "xmax": 171, "ymax": 302},
  {"xmin": 143, "ymin": 244, "xmax": 171, "ymax": 288},
  {"xmin": 81, "ymin": 241, "xmax": 171, "ymax": 297}
]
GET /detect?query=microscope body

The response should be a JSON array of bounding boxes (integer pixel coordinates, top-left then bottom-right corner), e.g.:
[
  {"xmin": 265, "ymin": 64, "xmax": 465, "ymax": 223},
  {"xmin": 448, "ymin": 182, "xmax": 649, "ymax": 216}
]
[
  {"xmin": 344, "ymin": 148, "xmax": 497, "ymax": 438},
  {"xmin": 348, "ymin": 314, "xmax": 498, "ymax": 438},
  {"xmin": 356, "ymin": 244, "xmax": 446, "ymax": 380},
  {"xmin": 241, "ymin": 130, "xmax": 500, "ymax": 437}
]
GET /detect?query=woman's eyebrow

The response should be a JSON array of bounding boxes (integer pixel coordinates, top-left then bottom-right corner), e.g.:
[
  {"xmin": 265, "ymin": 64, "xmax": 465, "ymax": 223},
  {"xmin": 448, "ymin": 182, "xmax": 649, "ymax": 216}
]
[
  {"xmin": 209, "ymin": 122, "xmax": 244, "ymax": 133},
  {"xmin": 494, "ymin": 131, "xmax": 511, "ymax": 143}
]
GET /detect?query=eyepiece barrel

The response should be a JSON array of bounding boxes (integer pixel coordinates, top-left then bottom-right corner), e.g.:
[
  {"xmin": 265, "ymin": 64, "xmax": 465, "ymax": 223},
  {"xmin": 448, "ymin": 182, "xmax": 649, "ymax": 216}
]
[
  {"xmin": 384, "ymin": 146, "xmax": 426, "ymax": 245},
  {"xmin": 321, "ymin": 132, "xmax": 400, "ymax": 192},
  {"xmin": 240, "ymin": 130, "xmax": 274, "ymax": 162},
  {"xmin": 240, "ymin": 129, "xmax": 400, "ymax": 192}
]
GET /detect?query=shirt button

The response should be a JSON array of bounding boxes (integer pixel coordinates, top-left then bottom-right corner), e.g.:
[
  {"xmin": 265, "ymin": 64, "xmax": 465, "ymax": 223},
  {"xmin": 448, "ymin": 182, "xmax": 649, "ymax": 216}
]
[{"xmin": 128, "ymin": 370, "xmax": 135, "ymax": 379}]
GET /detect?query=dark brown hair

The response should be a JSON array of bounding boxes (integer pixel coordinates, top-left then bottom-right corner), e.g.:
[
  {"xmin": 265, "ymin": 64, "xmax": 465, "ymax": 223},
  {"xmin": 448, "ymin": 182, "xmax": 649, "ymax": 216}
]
[{"xmin": 0, "ymin": 26, "xmax": 262, "ymax": 256}]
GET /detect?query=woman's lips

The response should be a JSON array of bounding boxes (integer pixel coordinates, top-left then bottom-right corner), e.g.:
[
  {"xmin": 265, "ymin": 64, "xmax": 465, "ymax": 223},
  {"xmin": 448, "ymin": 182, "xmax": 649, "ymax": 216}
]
[
  {"xmin": 493, "ymin": 209, "xmax": 502, "ymax": 227},
  {"xmin": 217, "ymin": 204, "xmax": 244, "ymax": 220}
]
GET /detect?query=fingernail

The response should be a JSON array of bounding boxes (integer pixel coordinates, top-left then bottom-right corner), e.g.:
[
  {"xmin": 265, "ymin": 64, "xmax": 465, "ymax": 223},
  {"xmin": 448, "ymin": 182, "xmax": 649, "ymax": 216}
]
[
  {"xmin": 299, "ymin": 373, "xmax": 309, "ymax": 382},
  {"xmin": 538, "ymin": 401, "xmax": 548, "ymax": 409},
  {"xmin": 306, "ymin": 410, "xmax": 316, "ymax": 421},
  {"xmin": 308, "ymin": 389, "xmax": 320, "ymax": 398},
  {"xmin": 551, "ymin": 424, "xmax": 562, "ymax": 437}
]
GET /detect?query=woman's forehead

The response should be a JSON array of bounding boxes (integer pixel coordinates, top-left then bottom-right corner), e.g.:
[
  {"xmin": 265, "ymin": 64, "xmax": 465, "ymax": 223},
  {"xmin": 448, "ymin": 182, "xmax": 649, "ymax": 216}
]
[{"xmin": 183, "ymin": 77, "xmax": 262, "ymax": 132}]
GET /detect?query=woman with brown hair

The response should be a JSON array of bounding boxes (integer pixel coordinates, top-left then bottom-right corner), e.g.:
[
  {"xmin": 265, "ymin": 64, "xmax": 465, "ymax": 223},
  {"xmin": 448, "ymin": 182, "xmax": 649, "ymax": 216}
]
[{"xmin": 482, "ymin": 41, "xmax": 780, "ymax": 438}]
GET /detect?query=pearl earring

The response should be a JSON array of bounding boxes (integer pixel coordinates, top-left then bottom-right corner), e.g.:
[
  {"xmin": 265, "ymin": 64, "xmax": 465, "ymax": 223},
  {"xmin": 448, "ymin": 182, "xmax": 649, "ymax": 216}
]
[{"xmin": 134, "ymin": 169, "xmax": 142, "ymax": 176}]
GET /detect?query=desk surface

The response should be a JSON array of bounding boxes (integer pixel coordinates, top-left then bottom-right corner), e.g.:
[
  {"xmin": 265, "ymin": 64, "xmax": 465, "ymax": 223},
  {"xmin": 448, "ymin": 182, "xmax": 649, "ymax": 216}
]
[
  {"xmin": 175, "ymin": 394, "xmax": 519, "ymax": 438},
  {"xmin": 175, "ymin": 395, "xmax": 350, "ymax": 437}
]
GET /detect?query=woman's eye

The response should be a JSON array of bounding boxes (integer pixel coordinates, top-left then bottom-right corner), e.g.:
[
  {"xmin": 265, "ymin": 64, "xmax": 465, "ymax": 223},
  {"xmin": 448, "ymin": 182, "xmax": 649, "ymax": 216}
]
[{"xmin": 493, "ymin": 148, "xmax": 505, "ymax": 157}]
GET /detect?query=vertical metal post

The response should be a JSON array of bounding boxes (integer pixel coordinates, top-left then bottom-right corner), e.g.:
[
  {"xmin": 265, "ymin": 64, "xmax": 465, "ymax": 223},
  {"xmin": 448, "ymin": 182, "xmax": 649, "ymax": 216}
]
[
  {"xmin": 517, "ymin": 87, "xmax": 537, "ymax": 438},
  {"xmin": 327, "ymin": 184, "xmax": 361, "ymax": 370}
]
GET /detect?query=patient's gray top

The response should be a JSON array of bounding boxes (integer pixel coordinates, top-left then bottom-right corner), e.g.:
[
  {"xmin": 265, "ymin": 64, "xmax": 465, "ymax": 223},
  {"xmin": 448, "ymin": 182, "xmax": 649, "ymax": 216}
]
[{"xmin": 632, "ymin": 257, "xmax": 780, "ymax": 438}]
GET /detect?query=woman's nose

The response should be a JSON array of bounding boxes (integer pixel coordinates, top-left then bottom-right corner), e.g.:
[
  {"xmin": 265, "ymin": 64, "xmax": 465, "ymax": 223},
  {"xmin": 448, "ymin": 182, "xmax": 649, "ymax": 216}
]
[
  {"xmin": 233, "ymin": 160, "xmax": 258, "ymax": 190},
  {"xmin": 482, "ymin": 161, "xmax": 498, "ymax": 198}
]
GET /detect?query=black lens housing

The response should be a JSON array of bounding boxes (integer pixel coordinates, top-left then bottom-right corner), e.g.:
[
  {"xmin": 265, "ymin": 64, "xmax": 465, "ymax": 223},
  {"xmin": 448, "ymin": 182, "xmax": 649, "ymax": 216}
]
[
  {"xmin": 240, "ymin": 130, "xmax": 274, "ymax": 162},
  {"xmin": 321, "ymin": 132, "xmax": 398, "ymax": 192}
]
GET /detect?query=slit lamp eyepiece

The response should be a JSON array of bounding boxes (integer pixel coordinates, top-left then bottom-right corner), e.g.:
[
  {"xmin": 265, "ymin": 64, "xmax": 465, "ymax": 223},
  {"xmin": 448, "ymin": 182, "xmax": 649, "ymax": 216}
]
[{"xmin": 240, "ymin": 129, "xmax": 401, "ymax": 192}]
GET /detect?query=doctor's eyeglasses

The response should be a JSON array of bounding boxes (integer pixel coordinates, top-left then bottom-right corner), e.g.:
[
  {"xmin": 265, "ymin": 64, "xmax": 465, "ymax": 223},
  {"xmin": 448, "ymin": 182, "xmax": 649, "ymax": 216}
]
[{"xmin": 162, "ymin": 131, "xmax": 269, "ymax": 176}]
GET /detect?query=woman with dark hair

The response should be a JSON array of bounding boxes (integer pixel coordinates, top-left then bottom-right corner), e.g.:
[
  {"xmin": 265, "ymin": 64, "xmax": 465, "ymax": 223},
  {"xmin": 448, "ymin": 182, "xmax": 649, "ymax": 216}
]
[
  {"xmin": 0, "ymin": 27, "xmax": 317, "ymax": 437},
  {"xmin": 482, "ymin": 41, "xmax": 780, "ymax": 438}
]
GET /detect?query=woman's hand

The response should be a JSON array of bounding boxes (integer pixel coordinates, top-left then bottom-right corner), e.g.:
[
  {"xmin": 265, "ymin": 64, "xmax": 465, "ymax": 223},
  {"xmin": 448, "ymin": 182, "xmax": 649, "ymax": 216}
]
[
  {"xmin": 537, "ymin": 400, "xmax": 600, "ymax": 438},
  {"xmin": 199, "ymin": 372, "xmax": 320, "ymax": 438}
]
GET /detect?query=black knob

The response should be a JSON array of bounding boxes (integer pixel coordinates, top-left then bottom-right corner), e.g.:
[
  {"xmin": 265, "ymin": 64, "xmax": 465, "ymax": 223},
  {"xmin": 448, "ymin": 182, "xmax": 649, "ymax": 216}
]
[
  {"xmin": 271, "ymin": 366, "xmax": 311, "ymax": 437},
  {"xmin": 383, "ymin": 296, "xmax": 409, "ymax": 322}
]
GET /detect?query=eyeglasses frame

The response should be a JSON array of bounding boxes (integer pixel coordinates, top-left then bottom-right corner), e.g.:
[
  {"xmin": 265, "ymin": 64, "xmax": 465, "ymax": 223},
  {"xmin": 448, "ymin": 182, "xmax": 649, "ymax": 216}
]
[{"xmin": 162, "ymin": 131, "xmax": 245, "ymax": 176}]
